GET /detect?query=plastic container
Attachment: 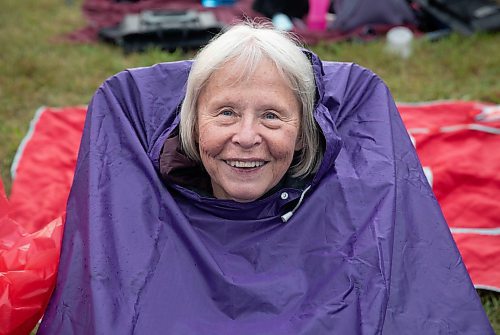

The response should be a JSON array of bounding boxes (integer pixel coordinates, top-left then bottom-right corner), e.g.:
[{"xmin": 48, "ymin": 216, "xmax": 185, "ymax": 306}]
[
  {"xmin": 386, "ymin": 26, "xmax": 414, "ymax": 59},
  {"xmin": 272, "ymin": 13, "xmax": 293, "ymax": 31},
  {"xmin": 307, "ymin": 0, "xmax": 329, "ymax": 31},
  {"xmin": 201, "ymin": 0, "xmax": 235, "ymax": 7}
]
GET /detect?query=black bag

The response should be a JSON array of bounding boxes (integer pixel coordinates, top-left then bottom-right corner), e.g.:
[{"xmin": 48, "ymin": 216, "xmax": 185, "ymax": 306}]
[
  {"xmin": 252, "ymin": 0, "xmax": 310, "ymax": 19},
  {"xmin": 99, "ymin": 10, "xmax": 223, "ymax": 53},
  {"xmin": 415, "ymin": 0, "xmax": 500, "ymax": 34}
]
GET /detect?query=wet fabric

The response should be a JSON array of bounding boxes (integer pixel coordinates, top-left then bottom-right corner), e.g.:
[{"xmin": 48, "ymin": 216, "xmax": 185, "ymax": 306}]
[{"xmin": 38, "ymin": 53, "xmax": 494, "ymax": 334}]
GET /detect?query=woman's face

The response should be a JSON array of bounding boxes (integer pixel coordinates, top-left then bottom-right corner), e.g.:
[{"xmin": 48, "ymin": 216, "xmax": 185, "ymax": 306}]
[{"xmin": 197, "ymin": 58, "xmax": 302, "ymax": 202}]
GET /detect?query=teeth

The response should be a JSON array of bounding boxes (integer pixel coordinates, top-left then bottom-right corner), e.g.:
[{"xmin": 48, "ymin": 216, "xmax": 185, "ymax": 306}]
[{"xmin": 225, "ymin": 160, "xmax": 265, "ymax": 168}]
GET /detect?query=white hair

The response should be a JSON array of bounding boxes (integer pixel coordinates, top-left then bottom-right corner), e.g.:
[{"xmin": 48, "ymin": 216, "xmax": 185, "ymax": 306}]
[{"xmin": 179, "ymin": 22, "xmax": 322, "ymax": 178}]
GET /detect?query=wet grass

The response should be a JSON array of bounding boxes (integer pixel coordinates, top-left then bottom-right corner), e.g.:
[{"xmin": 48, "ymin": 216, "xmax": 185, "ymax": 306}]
[{"xmin": 0, "ymin": 0, "xmax": 498, "ymax": 333}]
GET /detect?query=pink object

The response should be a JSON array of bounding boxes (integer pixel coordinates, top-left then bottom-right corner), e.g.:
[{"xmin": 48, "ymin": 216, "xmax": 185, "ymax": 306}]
[{"xmin": 307, "ymin": 0, "xmax": 329, "ymax": 31}]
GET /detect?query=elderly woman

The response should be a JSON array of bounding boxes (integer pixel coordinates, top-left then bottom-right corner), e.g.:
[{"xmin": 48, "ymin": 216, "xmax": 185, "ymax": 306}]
[
  {"xmin": 165, "ymin": 24, "xmax": 320, "ymax": 209},
  {"xmin": 38, "ymin": 24, "xmax": 493, "ymax": 334}
]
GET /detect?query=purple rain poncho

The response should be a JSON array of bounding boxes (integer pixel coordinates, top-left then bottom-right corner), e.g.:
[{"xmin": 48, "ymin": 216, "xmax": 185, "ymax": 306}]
[{"xmin": 38, "ymin": 51, "xmax": 494, "ymax": 334}]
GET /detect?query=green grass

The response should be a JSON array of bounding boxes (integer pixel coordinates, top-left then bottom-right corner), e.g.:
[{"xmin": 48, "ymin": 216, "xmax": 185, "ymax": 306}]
[{"xmin": 0, "ymin": 0, "xmax": 498, "ymax": 334}]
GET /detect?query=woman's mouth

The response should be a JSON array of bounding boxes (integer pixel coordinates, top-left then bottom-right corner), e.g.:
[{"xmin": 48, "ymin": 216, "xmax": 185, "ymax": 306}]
[{"xmin": 224, "ymin": 160, "xmax": 267, "ymax": 168}]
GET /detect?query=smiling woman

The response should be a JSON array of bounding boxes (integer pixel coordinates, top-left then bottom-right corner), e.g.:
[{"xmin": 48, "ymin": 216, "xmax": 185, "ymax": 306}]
[
  {"xmin": 178, "ymin": 24, "xmax": 320, "ymax": 203},
  {"xmin": 37, "ymin": 23, "xmax": 495, "ymax": 334},
  {"xmin": 196, "ymin": 58, "xmax": 302, "ymax": 202},
  {"xmin": 180, "ymin": 24, "xmax": 321, "ymax": 179}
]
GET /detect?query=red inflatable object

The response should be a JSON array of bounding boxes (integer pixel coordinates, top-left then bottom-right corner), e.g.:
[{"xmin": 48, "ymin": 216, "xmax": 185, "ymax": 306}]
[
  {"xmin": 0, "ymin": 106, "xmax": 84, "ymax": 335},
  {"xmin": 0, "ymin": 177, "xmax": 64, "ymax": 335}
]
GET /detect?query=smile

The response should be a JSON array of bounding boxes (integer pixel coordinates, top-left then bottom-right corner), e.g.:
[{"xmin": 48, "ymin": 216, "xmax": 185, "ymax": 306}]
[{"xmin": 224, "ymin": 160, "xmax": 267, "ymax": 168}]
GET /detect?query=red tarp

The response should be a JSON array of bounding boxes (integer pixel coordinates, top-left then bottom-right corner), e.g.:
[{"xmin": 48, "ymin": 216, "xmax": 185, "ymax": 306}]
[
  {"xmin": 398, "ymin": 101, "xmax": 500, "ymax": 291},
  {"xmin": 8, "ymin": 107, "xmax": 86, "ymax": 234},
  {"xmin": 1, "ymin": 101, "xmax": 499, "ymax": 334}
]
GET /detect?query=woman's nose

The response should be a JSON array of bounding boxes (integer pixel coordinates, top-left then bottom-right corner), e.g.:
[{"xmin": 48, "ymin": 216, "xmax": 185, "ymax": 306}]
[{"xmin": 232, "ymin": 119, "xmax": 262, "ymax": 148}]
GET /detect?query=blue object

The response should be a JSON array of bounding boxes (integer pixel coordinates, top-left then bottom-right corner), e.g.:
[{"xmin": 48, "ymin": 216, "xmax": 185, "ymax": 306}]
[
  {"xmin": 201, "ymin": 0, "xmax": 235, "ymax": 7},
  {"xmin": 272, "ymin": 13, "xmax": 293, "ymax": 31}
]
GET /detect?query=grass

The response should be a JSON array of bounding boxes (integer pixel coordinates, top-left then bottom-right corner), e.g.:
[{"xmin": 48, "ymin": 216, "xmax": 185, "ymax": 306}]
[{"xmin": 0, "ymin": 0, "xmax": 498, "ymax": 333}]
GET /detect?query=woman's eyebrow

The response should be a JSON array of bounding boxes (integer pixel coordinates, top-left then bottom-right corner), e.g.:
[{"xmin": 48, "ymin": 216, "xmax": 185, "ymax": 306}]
[{"xmin": 204, "ymin": 95, "xmax": 239, "ymax": 106}]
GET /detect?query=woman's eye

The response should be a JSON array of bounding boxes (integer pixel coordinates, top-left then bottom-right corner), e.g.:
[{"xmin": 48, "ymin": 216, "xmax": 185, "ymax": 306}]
[
  {"xmin": 263, "ymin": 112, "xmax": 278, "ymax": 120},
  {"xmin": 219, "ymin": 109, "xmax": 234, "ymax": 117}
]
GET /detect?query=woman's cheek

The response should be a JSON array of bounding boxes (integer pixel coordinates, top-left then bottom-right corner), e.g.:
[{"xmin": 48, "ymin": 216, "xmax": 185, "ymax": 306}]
[
  {"xmin": 267, "ymin": 129, "xmax": 300, "ymax": 161},
  {"xmin": 198, "ymin": 128, "xmax": 226, "ymax": 158}
]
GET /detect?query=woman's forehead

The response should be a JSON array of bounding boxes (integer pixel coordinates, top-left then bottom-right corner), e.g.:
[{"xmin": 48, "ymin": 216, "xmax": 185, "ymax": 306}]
[{"xmin": 205, "ymin": 57, "xmax": 293, "ymax": 91}]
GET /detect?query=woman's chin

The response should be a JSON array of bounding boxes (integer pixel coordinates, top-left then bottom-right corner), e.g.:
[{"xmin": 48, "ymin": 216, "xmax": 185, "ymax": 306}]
[
  {"xmin": 213, "ymin": 184, "xmax": 267, "ymax": 203},
  {"xmin": 223, "ymin": 191, "xmax": 262, "ymax": 203}
]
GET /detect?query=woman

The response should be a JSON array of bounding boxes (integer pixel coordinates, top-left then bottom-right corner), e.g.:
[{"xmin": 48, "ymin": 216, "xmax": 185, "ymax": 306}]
[
  {"xmin": 164, "ymin": 24, "xmax": 320, "ymax": 208},
  {"xmin": 38, "ymin": 24, "xmax": 493, "ymax": 334}
]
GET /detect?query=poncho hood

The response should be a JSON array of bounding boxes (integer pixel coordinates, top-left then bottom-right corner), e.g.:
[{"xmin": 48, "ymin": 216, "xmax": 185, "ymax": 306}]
[{"xmin": 38, "ymin": 52, "xmax": 494, "ymax": 334}]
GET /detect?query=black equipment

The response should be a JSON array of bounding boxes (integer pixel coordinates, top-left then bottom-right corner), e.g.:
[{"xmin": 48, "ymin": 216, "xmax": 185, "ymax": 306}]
[
  {"xmin": 99, "ymin": 10, "xmax": 223, "ymax": 53},
  {"xmin": 415, "ymin": 0, "xmax": 500, "ymax": 34},
  {"xmin": 252, "ymin": 0, "xmax": 309, "ymax": 19}
]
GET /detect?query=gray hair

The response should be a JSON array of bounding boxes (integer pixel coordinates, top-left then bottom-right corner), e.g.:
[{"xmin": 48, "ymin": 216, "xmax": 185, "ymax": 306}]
[{"xmin": 179, "ymin": 22, "xmax": 322, "ymax": 178}]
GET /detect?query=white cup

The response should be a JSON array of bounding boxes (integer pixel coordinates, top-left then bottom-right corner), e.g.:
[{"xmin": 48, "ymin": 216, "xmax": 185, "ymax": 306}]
[{"xmin": 386, "ymin": 26, "xmax": 414, "ymax": 59}]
